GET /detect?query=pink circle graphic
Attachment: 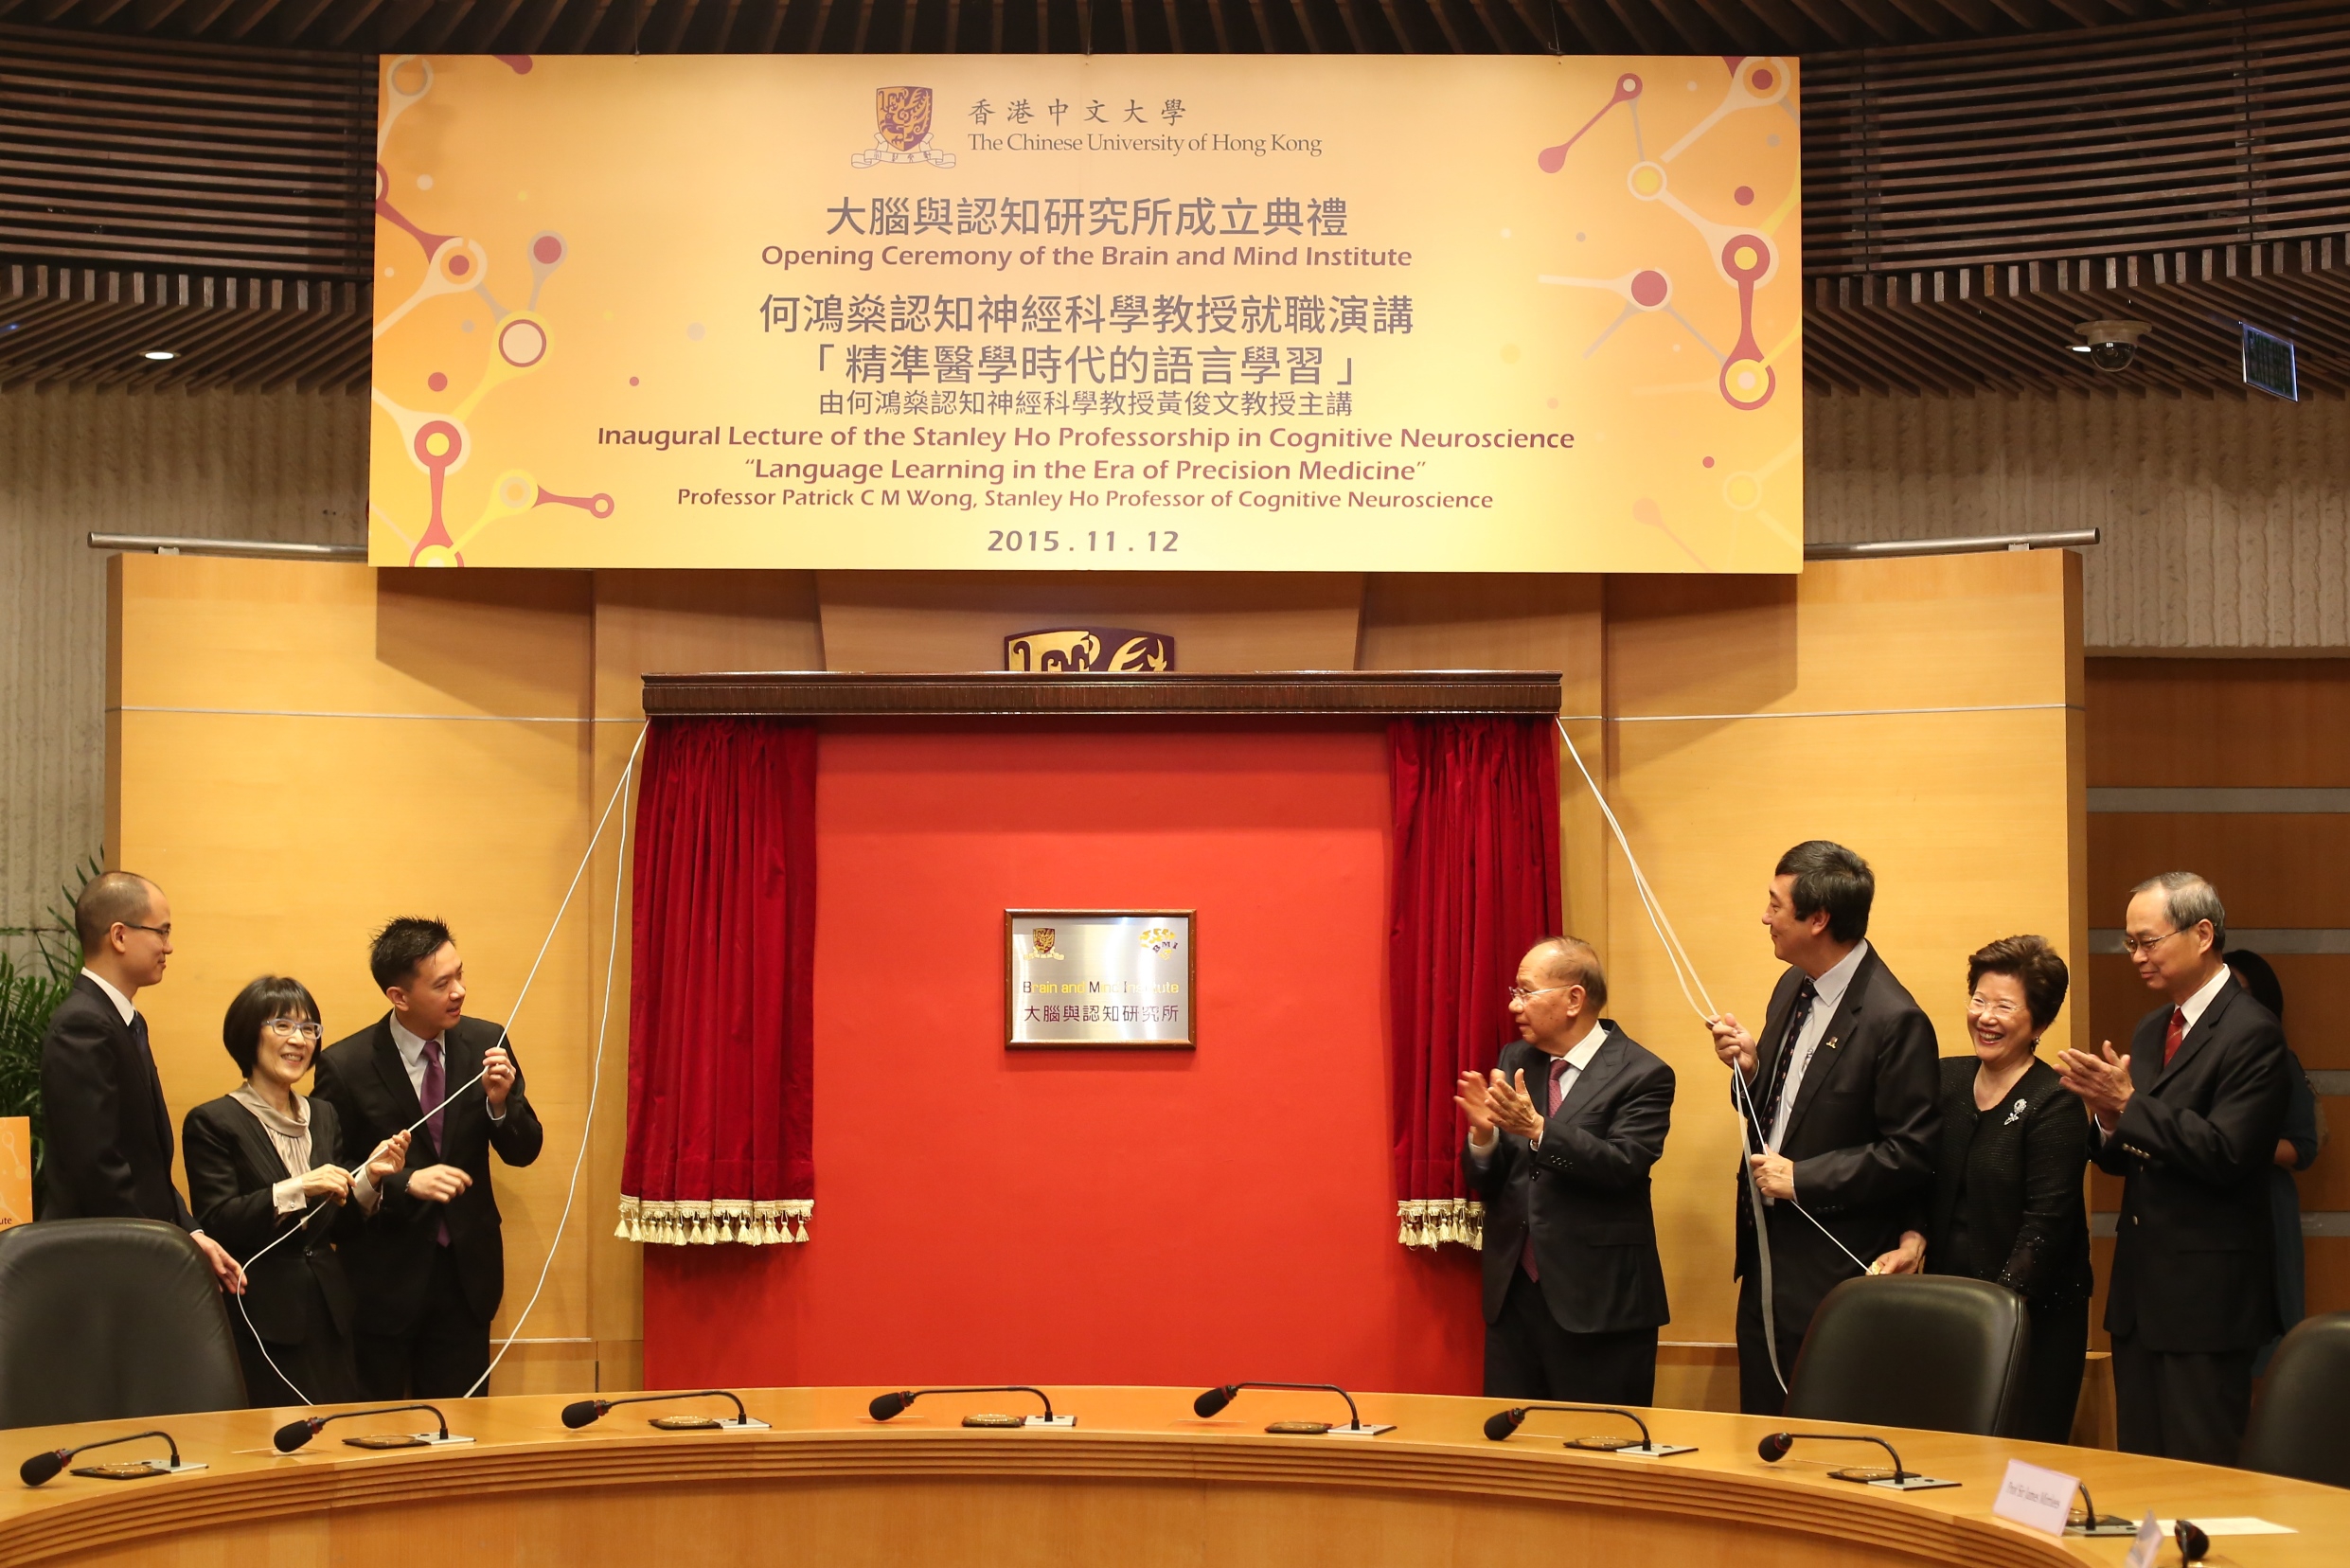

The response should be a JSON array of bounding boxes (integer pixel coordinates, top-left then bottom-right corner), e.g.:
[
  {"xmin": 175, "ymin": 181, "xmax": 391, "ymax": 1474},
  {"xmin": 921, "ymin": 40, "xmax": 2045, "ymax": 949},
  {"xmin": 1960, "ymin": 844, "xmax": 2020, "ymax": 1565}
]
[
  {"xmin": 1752, "ymin": 68, "xmax": 1775, "ymax": 92},
  {"xmin": 447, "ymin": 254, "xmax": 471, "ymax": 277},
  {"xmin": 499, "ymin": 318, "xmax": 548, "ymax": 368},
  {"xmin": 533, "ymin": 235, "xmax": 564, "ymax": 266},
  {"xmin": 1702, "ymin": 455, "xmax": 1716, "ymax": 469},
  {"xmin": 1735, "ymin": 186, "xmax": 1754, "ymax": 205},
  {"xmin": 1630, "ymin": 270, "xmax": 1669, "ymax": 308},
  {"xmin": 427, "ymin": 371, "xmax": 448, "ymax": 392}
]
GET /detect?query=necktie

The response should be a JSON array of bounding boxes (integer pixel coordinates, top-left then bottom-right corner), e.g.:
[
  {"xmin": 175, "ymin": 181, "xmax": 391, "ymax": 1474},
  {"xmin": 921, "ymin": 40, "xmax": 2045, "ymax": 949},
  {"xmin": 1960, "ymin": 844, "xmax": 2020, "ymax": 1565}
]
[
  {"xmin": 2163, "ymin": 1006, "xmax": 2186, "ymax": 1066},
  {"xmin": 1756, "ymin": 978, "xmax": 1818, "ymax": 1143},
  {"xmin": 419, "ymin": 1040, "xmax": 452, "ymax": 1246},
  {"xmin": 1521, "ymin": 1056, "xmax": 1574, "ymax": 1282}
]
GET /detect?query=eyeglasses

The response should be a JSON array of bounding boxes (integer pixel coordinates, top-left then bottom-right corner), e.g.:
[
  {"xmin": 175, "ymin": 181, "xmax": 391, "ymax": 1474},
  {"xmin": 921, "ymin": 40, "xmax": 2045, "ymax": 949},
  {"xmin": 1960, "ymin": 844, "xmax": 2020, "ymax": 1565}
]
[
  {"xmin": 1505, "ymin": 984, "xmax": 1571, "ymax": 1003},
  {"xmin": 121, "ymin": 921, "xmax": 171, "ymax": 940},
  {"xmin": 263, "ymin": 1019, "xmax": 323, "ymax": 1044},
  {"xmin": 2120, "ymin": 927, "xmax": 2184, "ymax": 956}
]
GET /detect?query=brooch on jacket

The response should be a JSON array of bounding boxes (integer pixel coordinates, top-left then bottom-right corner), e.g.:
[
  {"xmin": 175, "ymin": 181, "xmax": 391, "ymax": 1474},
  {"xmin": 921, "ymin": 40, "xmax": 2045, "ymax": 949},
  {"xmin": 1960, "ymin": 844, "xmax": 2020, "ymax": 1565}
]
[{"xmin": 2003, "ymin": 1097, "xmax": 2027, "ymax": 1126}]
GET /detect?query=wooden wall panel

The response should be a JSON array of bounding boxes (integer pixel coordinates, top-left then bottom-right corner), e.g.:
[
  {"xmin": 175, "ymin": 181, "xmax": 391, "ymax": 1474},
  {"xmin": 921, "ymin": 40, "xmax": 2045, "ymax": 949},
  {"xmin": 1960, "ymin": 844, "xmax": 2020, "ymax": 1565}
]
[
  {"xmin": 2089, "ymin": 816, "xmax": 2350, "ymax": 930},
  {"xmin": 2085, "ymin": 659, "xmax": 2350, "ymax": 786},
  {"xmin": 1602, "ymin": 549, "xmax": 2082, "ymax": 1345}
]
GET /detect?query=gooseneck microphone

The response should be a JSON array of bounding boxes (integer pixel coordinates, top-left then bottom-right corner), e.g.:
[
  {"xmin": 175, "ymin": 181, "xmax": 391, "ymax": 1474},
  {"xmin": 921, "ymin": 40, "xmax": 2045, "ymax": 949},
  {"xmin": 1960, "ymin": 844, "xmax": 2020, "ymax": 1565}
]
[
  {"xmin": 1480, "ymin": 1403, "xmax": 1694, "ymax": 1455},
  {"xmin": 1756, "ymin": 1430, "xmax": 1956, "ymax": 1489},
  {"xmin": 274, "ymin": 1404, "xmax": 452, "ymax": 1453},
  {"xmin": 1192, "ymin": 1382, "xmax": 1391, "ymax": 1434},
  {"xmin": 867, "ymin": 1386, "xmax": 1062, "ymax": 1425},
  {"xmin": 20, "ymin": 1430, "xmax": 189, "ymax": 1486},
  {"xmin": 562, "ymin": 1390, "xmax": 762, "ymax": 1430}
]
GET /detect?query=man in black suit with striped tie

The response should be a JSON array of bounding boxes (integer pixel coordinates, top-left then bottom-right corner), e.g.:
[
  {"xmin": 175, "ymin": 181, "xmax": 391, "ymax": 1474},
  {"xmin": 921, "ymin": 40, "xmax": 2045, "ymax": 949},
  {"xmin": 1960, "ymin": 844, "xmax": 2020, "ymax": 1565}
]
[{"xmin": 1708, "ymin": 842, "xmax": 1941, "ymax": 1417}]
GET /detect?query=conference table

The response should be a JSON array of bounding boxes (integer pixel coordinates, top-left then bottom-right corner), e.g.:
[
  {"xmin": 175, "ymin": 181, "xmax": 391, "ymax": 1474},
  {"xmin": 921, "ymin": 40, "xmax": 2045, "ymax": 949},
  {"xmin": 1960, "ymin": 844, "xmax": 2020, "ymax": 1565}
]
[{"xmin": 1, "ymin": 1386, "xmax": 2341, "ymax": 1568}]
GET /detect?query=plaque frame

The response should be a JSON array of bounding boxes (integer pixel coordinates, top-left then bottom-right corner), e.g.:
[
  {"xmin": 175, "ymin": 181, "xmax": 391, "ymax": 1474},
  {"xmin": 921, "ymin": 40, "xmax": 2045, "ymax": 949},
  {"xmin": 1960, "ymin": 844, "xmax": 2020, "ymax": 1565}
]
[{"xmin": 1005, "ymin": 909, "xmax": 1197, "ymax": 1049}]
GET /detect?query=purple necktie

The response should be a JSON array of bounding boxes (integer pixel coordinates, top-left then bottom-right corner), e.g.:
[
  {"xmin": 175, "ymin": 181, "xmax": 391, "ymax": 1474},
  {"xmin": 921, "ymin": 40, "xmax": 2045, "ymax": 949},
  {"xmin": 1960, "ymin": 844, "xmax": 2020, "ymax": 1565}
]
[
  {"xmin": 1521, "ymin": 1056, "xmax": 1573, "ymax": 1282},
  {"xmin": 419, "ymin": 1039, "xmax": 451, "ymax": 1246}
]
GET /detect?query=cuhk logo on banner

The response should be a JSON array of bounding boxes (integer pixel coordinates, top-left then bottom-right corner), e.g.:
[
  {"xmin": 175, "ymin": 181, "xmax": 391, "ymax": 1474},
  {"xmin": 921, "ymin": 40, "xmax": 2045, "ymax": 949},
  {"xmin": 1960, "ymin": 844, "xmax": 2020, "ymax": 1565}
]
[{"xmin": 853, "ymin": 87, "xmax": 954, "ymax": 169}]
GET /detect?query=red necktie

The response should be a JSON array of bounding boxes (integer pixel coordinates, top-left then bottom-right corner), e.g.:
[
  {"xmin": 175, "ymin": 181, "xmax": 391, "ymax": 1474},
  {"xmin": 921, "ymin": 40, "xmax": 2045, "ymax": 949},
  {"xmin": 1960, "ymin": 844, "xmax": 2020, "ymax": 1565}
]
[
  {"xmin": 2163, "ymin": 1007, "xmax": 2186, "ymax": 1066},
  {"xmin": 1520, "ymin": 1057, "xmax": 1572, "ymax": 1282},
  {"xmin": 419, "ymin": 1039, "xmax": 452, "ymax": 1246}
]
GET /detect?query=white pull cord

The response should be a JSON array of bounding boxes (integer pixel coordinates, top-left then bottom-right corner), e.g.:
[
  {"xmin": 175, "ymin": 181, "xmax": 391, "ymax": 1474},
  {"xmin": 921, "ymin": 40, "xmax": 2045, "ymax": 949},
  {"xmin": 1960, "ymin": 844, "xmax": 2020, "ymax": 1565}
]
[
  {"xmin": 1552, "ymin": 719, "xmax": 1876, "ymax": 1395},
  {"xmin": 228, "ymin": 725, "xmax": 645, "ymax": 1406}
]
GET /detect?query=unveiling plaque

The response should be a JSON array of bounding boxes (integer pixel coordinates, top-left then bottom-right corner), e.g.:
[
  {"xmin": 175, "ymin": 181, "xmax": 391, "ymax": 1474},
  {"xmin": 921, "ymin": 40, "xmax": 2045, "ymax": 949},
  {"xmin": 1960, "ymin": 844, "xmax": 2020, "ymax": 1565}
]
[{"xmin": 1006, "ymin": 910, "xmax": 1194, "ymax": 1047}]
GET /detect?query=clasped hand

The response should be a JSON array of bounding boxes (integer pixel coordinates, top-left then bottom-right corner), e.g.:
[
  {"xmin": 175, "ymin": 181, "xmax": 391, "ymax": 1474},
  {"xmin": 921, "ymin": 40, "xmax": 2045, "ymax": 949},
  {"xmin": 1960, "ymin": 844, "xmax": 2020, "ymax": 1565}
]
[
  {"xmin": 1454, "ymin": 1068, "xmax": 1545, "ymax": 1143},
  {"xmin": 2055, "ymin": 1040, "xmax": 2133, "ymax": 1128}
]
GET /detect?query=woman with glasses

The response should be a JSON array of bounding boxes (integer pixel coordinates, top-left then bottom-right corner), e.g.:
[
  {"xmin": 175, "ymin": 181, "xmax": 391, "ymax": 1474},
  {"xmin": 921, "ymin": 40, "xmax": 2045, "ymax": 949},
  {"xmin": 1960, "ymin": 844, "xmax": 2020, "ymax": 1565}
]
[
  {"xmin": 183, "ymin": 976, "xmax": 409, "ymax": 1407},
  {"xmin": 1874, "ymin": 935, "xmax": 2092, "ymax": 1444}
]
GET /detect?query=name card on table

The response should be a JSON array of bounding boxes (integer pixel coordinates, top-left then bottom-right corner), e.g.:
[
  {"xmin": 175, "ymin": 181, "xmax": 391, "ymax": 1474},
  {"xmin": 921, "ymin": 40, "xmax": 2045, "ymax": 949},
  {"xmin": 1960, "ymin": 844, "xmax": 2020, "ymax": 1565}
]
[{"xmin": 1992, "ymin": 1457, "xmax": 2078, "ymax": 1537}]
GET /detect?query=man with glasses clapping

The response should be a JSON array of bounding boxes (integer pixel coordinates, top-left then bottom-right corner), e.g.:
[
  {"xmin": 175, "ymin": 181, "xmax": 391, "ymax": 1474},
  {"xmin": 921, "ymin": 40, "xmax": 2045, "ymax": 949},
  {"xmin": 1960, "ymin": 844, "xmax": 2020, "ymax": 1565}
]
[
  {"xmin": 1455, "ymin": 937, "xmax": 1676, "ymax": 1405},
  {"xmin": 2056, "ymin": 871, "xmax": 2288, "ymax": 1465}
]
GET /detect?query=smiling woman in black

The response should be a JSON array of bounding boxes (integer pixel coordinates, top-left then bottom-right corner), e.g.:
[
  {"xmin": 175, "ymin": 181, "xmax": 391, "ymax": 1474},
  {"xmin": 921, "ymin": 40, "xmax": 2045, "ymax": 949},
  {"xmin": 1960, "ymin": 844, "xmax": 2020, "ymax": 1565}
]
[{"xmin": 1878, "ymin": 935, "xmax": 2092, "ymax": 1444}]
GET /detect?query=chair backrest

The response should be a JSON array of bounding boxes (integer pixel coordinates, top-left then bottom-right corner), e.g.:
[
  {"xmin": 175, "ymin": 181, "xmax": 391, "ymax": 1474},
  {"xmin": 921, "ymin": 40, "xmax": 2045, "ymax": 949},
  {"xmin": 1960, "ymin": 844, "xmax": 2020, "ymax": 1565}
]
[
  {"xmin": 2242, "ymin": 1312, "xmax": 2350, "ymax": 1487},
  {"xmin": 0, "ymin": 1219, "xmax": 247, "ymax": 1429},
  {"xmin": 1785, "ymin": 1274, "xmax": 2031, "ymax": 1437}
]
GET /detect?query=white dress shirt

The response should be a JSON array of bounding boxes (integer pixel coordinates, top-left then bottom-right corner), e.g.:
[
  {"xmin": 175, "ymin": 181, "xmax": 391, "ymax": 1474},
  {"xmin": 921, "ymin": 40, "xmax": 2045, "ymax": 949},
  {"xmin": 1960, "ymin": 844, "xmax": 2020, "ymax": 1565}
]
[
  {"xmin": 2094, "ymin": 962, "xmax": 2232, "ymax": 1138},
  {"xmin": 1763, "ymin": 939, "xmax": 1869, "ymax": 1154},
  {"xmin": 1469, "ymin": 1023, "xmax": 1611, "ymax": 1161},
  {"xmin": 80, "ymin": 968, "xmax": 135, "ymax": 1025},
  {"xmin": 389, "ymin": 1014, "xmax": 507, "ymax": 1124}
]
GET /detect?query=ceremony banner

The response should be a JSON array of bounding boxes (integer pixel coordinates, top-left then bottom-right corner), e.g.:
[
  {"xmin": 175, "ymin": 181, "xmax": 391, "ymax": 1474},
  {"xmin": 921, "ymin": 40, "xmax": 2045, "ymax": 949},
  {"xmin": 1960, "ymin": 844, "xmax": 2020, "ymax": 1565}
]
[{"xmin": 369, "ymin": 54, "xmax": 1801, "ymax": 572}]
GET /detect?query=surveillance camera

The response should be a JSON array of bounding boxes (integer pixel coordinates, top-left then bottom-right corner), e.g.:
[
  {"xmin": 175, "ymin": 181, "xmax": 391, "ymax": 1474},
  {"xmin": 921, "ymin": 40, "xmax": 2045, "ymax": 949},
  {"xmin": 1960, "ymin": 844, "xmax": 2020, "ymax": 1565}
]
[{"xmin": 2072, "ymin": 319, "xmax": 2151, "ymax": 373}]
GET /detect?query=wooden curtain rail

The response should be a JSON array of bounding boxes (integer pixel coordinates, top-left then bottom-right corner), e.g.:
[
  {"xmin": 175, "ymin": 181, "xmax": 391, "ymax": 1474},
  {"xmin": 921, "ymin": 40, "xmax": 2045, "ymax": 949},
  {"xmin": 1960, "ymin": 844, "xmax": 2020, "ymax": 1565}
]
[{"xmin": 640, "ymin": 670, "xmax": 1565, "ymax": 718}]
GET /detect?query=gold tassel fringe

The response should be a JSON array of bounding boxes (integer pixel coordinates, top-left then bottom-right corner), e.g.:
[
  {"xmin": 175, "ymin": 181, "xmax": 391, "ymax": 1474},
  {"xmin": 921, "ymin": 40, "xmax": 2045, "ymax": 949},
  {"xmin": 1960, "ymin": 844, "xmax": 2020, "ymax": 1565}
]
[
  {"xmin": 615, "ymin": 1195, "xmax": 813, "ymax": 1246},
  {"xmin": 1396, "ymin": 1198, "xmax": 1484, "ymax": 1251}
]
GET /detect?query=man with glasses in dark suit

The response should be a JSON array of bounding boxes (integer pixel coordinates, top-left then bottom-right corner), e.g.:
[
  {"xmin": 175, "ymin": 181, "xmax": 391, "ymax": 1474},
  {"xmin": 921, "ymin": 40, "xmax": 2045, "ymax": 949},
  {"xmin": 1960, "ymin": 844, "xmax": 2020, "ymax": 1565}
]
[
  {"xmin": 2058, "ymin": 871, "xmax": 2288, "ymax": 1464},
  {"xmin": 1708, "ymin": 841, "xmax": 1941, "ymax": 1417},
  {"xmin": 38, "ymin": 870, "xmax": 246, "ymax": 1292},
  {"xmin": 1457, "ymin": 936, "xmax": 1676, "ymax": 1404}
]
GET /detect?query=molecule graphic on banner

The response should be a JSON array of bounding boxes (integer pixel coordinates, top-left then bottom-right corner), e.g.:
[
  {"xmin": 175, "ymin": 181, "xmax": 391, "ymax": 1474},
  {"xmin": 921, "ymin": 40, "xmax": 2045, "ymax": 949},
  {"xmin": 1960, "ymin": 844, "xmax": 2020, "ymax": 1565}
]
[
  {"xmin": 1533, "ymin": 57, "xmax": 1802, "ymax": 568},
  {"xmin": 370, "ymin": 55, "xmax": 612, "ymax": 568}
]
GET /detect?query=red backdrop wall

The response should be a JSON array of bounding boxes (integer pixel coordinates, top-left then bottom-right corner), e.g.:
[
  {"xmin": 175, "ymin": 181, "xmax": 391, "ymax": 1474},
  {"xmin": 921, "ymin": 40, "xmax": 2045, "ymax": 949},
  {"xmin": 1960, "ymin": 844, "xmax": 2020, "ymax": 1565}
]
[{"xmin": 642, "ymin": 719, "xmax": 1485, "ymax": 1395}]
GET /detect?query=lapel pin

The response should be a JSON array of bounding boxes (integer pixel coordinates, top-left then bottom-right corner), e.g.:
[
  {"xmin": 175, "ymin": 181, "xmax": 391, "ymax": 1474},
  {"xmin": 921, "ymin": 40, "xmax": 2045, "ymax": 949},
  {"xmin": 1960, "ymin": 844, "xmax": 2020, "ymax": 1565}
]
[{"xmin": 1825, "ymin": 1037, "xmax": 1840, "ymax": 1051}]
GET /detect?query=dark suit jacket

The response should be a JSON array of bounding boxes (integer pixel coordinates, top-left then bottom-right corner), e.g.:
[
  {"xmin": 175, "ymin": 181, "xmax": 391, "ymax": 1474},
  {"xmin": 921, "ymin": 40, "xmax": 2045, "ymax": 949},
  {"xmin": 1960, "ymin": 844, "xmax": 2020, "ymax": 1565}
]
[
  {"xmin": 1924, "ymin": 1056, "xmax": 2093, "ymax": 1310},
  {"xmin": 311, "ymin": 1014, "xmax": 544, "ymax": 1335},
  {"xmin": 2092, "ymin": 977, "xmax": 2288, "ymax": 1353},
  {"xmin": 37, "ymin": 974, "xmax": 196, "ymax": 1228},
  {"xmin": 1733, "ymin": 947, "xmax": 1940, "ymax": 1336},
  {"xmin": 1463, "ymin": 1024, "xmax": 1675, "ymax": 1335},
  {"xmin": 182, "ymin": 1094, "xmax": 362, "ymax": 1345}
]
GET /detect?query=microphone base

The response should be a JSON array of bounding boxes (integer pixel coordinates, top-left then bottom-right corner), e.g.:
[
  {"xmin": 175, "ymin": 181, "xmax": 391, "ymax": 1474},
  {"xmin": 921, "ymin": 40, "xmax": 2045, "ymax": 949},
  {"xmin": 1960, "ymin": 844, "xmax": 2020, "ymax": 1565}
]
[
  {"xmin": 2068, "ymin": 1517, "xmax": 2140, "ymax": 1537},
  {"xmin": 649, "ymin": 1417, "xmax": 772, "ymax": 1432},
  {"xmin": 69, "ymin": 1460, "xmax": 208, "ymax": 1480},
  {"xmin": 1023, "ymin": 1415, "xmax": 1077, "ymax": 1428},
  {"xmin": 411, "ymin": 1434, "xmax": 474, "ymax": 1447},
  {"xmin": 1312, "ymin": 1423, "xmax": 1396, "ymax": 1437},
  {"xmin": 1587, "ymin": 1443, "xmax": 1697, "ymax": 1458},
  {"xmin": 1858, "ymin": 1473, "xmax": 1959, "ymax": 1491}
]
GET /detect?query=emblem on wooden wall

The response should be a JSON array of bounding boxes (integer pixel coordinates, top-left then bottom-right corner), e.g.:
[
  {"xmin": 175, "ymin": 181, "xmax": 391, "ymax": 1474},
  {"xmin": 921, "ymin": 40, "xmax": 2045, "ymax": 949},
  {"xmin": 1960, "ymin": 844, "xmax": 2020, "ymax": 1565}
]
[{"xmin": 1004, "ymin": 627, "xmax": 1176, "ymax": 673}]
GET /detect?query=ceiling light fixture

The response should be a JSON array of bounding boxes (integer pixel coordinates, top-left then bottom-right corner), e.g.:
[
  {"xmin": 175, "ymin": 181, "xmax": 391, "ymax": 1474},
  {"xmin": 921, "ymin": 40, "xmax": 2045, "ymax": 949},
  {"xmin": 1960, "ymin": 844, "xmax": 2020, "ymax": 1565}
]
[{"xmin": 142, "ymin": 349, "xmax": 177, "ymax": 361}]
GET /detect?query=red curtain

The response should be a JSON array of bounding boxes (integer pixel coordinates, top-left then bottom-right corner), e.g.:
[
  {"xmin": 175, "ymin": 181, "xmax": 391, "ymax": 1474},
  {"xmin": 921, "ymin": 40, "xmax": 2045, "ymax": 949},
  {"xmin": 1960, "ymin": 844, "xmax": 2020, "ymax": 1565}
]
[
  {"xmin": 1388, "ymin": 718, "xmax": 1561, "ymax": 1249},
  {"xmin": 619, "ymin": 718, "xmax": 816, "ymax": 1245}
]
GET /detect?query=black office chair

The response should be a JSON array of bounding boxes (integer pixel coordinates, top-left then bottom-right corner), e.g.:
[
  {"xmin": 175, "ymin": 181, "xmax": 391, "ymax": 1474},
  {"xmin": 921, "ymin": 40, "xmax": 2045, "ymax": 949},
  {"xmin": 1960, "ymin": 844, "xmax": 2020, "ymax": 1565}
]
[
  {"xmin": 0, "ymin": 1219, "xmax": 247, "ymax": 1429},
  {"xmin": 1784, "ymin": 1274, "xmax": 2031, "ymax": 1437},
  {"xmin": 2241, "ymin": 1312, "xmax": 2350, "ymax": 1487}
]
